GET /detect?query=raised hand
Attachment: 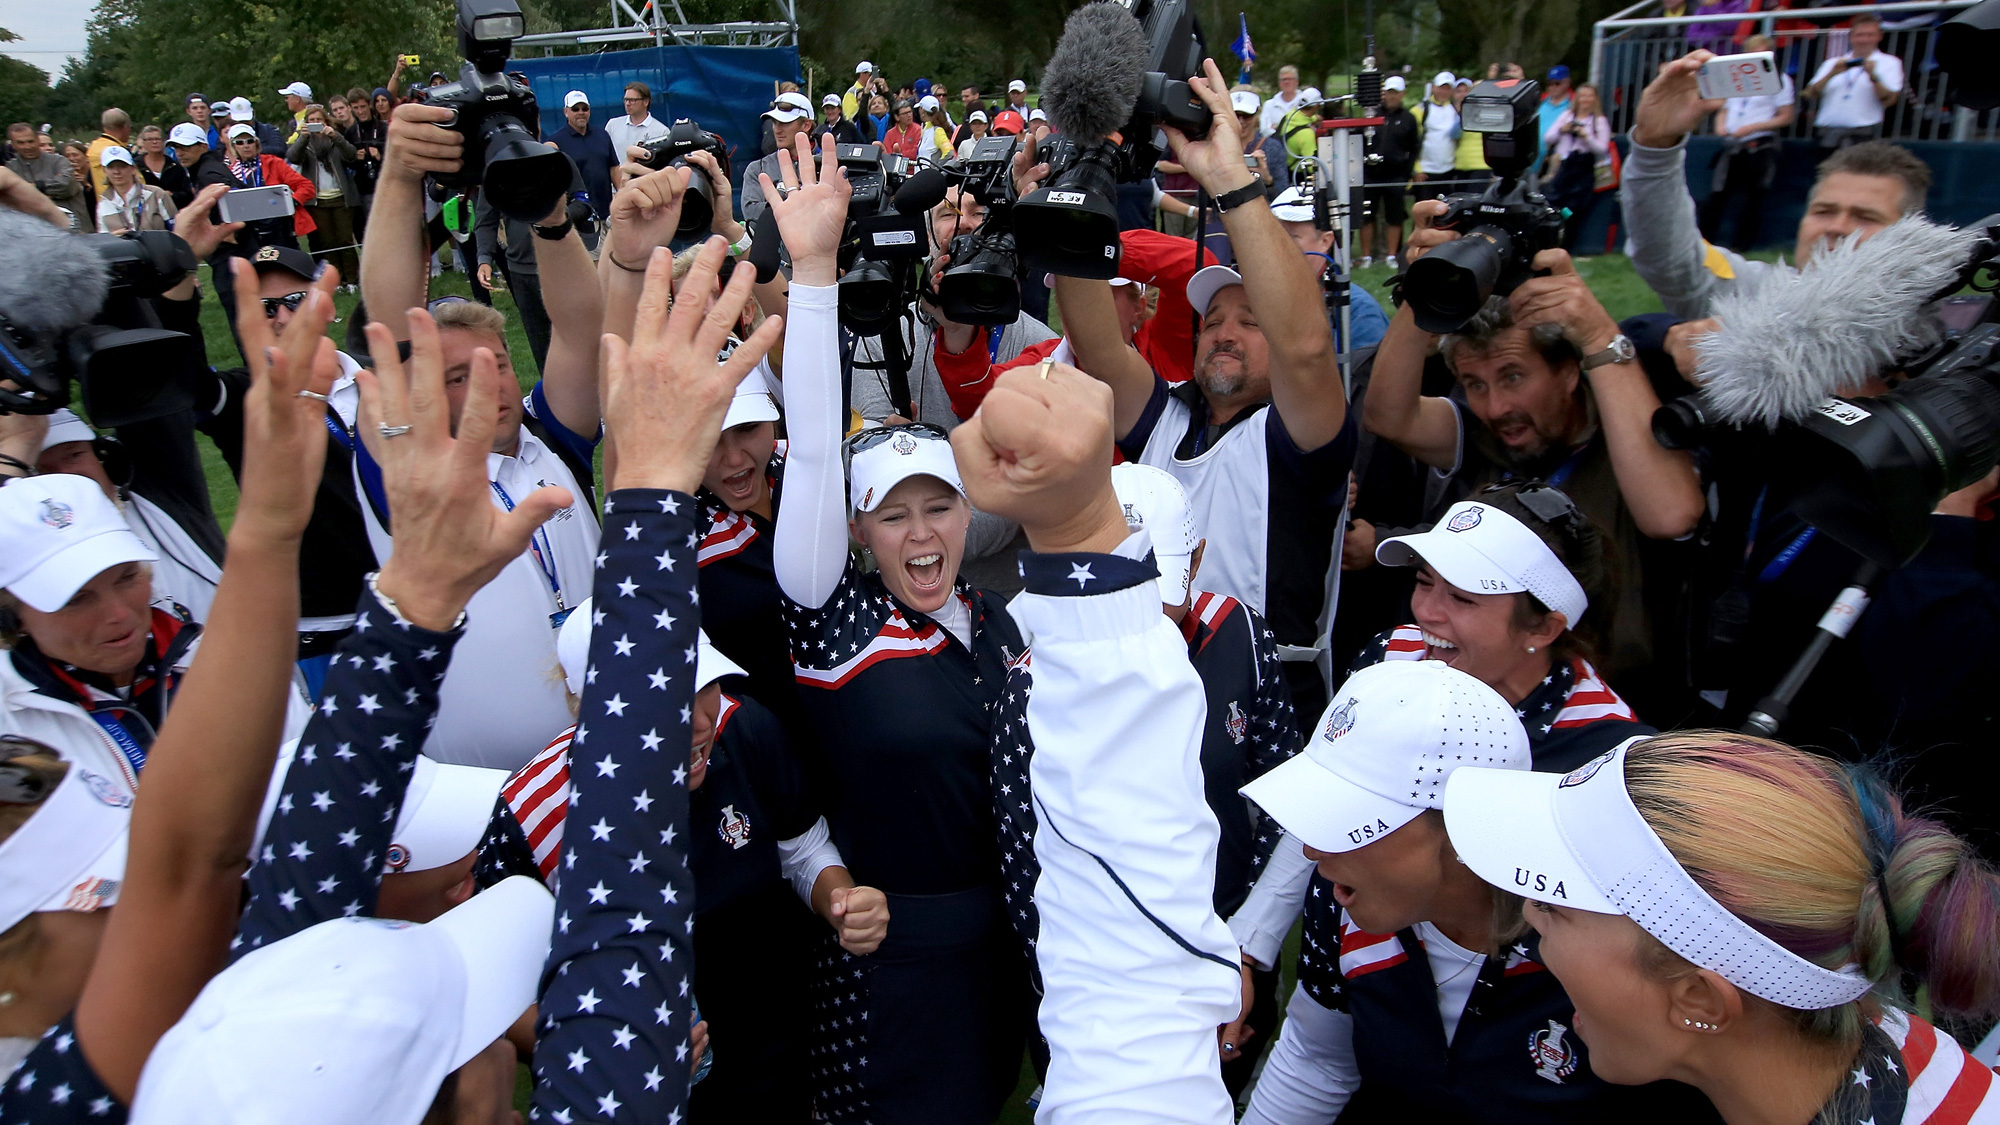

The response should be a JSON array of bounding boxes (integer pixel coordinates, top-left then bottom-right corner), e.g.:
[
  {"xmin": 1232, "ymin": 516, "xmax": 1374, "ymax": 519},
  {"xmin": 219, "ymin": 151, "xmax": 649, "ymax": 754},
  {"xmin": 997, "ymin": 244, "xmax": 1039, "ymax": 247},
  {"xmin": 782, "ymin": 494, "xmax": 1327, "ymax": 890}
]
[
  {"xmin": 598, "ymin": 237, "xmax": 784, "ymax": 493},
  {"xmin": 1632, "ymin": 51, "xmax": 1724, "ymax": 149},
  {"xmin": 356, "ymin": 311, "xmax": 571, "ymax": 629},
  {"xmin": 759, "ymin": 131, "xmax": 851, "ymax": 286},
  {"xmin": 951, "ymin": 361, "xmax": 1126, "ymax": 555},
  {"xmin": 228, "ymin": 257, "xmax": 339, "ymax": 545},
  {"xmin": 1510, "ymin": 250, "xmax": 1621, "ymax": 354},
  {"xmin": 172, "ymin": 184, "xmax": 245, "ymax": 259},
  {"xmin": 383, "ymin": 102, "xmax": 464, "ymax": 183},
  {"xmin": 1162, "ymin": 58, "xmax": 1258, "ymax": 198},
  {"xmin": 602, "ymin": 163, "xmax": 692, "ymax": 272}
]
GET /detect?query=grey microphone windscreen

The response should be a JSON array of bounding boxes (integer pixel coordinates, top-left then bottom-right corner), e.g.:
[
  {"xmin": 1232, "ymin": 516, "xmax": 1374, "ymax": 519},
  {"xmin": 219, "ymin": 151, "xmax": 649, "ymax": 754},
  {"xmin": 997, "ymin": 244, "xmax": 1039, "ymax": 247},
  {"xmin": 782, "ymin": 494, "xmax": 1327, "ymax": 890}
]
[
  {"xmin": 0, "ymin": 210, "xmax": 111, "ymax": 332},
  {"xmin": 1695, "ymin": 216, "xmax": 1984, "ymax": 427},
  {"xmin": 1039, "ymin": 2, "xmax": 1148, "ymax": 144}
]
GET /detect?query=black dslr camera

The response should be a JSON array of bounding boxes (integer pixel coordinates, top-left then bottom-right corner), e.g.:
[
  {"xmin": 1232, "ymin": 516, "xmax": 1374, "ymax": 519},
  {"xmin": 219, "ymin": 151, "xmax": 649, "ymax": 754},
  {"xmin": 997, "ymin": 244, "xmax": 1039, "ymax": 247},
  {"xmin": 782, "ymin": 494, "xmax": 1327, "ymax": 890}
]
[
  {"xmin": 637, "ymin": 120, "xmax": 731, "ymax": 238},
  {"xmin": 0, "ymin": 231, "xmax": 204, "ymax": 426},
  {"xmin": 831, "ymin": 143, "xmax": 926, "ymax": 335},
  {"xmin": 1014, "ymin": 0, "xmax": 1210, "ymax": 279},
  {"xmin": 420, "ymin": 0, "xmax": 571, "ymax": 222},
  {"xmin": 1400, "ymin": 78, "xmax": 1565, "ymax": 333},
  {"xmin": 931, "ymin": 135, "xmax": 1025, "ymax": 326}
]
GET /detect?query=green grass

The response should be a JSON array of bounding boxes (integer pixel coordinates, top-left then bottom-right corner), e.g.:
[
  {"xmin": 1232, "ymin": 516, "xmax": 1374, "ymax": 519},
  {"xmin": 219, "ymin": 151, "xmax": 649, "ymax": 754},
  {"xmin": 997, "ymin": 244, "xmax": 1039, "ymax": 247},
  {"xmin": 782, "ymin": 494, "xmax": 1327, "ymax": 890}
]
[{"xmin": 192, "ymin": 255, "xmax": 540, "ymax": 529}]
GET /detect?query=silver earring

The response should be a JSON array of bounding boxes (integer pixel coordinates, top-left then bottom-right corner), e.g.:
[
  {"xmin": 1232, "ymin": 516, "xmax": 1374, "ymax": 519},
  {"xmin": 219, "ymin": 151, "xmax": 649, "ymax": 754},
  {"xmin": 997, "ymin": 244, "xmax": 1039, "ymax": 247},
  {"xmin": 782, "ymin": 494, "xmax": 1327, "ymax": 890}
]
[
  {"xmin": 1526, "ymin": 645, "xmax": 1537, "ymax": 654},
  {"xmin": 0, "ymin": 991, "xmax": 13, "ymax": 1007},
  {"xmin": 1682, "ymin": 1017, "xmax": 1715, "ymax": 1031}
]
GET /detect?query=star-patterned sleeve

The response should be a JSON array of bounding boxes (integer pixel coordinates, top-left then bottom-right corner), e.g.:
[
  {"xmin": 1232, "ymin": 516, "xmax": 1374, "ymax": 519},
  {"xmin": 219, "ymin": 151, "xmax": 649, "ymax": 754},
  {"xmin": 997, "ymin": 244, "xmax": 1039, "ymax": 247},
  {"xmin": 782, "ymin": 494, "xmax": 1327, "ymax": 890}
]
[
  {"xmin": 1239, "ymin": 608, "xmax": 1303, "ymax": 881},
  {"xmin": 0, "ymin": 1014, "xmax": 125, "ymax": 1122},
  {"xmin": 530, "ymin": 489, "xmax": 700, "ymax": 1125},
  {"xmin": 233, "ymin": 585, "xmax": 464, "ymax": 958}
]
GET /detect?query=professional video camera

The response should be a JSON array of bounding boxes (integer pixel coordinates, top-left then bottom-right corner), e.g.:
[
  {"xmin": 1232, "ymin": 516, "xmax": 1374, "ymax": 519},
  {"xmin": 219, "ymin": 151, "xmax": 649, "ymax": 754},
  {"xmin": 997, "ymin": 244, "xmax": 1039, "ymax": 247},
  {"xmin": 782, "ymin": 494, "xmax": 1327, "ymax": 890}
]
[
  {"xmin": 636, "ymin": 120, "xmax": 731, "ymax": 238},
  {"xmin": 929, "ymin": 135, "xmax": 1025, "ymax": 326},
  {"xmin": 1399, "ymin": 78, "xmax": 1565, "ymax": 333},
  {"xmin": 0, "ymin": 220, "xmax": 204, "ymax": 427},
  {"xmin": 1012, "ymin": 0, "xmax": 1210, "ymax": 279},
  {"xmin": 418, "ymin": 0, "xmax": 571, "ymax": 222},
  {"xmin": 823, "ymin": 143, "xmax": 927, "ymax": 336}
]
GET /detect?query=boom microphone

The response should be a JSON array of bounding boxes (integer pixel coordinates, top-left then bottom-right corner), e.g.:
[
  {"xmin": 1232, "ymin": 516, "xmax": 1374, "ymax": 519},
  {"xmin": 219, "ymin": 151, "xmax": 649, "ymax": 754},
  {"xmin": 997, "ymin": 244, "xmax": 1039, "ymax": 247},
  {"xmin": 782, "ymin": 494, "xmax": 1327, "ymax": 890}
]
[
  {"xmin": 1694, "ymin": 216, "xmax": 1986, "ymax": 428},
  {"xmin": 893, "ymin": 167, "xmax": 951, "ymax": 216},
  {"xmin": 1039, "ymin": 1, "xmax": 1149, "ymax": 143},
  {"xmin": 0, "ymin": 209, "xmax": 111, "ymax": 333}
]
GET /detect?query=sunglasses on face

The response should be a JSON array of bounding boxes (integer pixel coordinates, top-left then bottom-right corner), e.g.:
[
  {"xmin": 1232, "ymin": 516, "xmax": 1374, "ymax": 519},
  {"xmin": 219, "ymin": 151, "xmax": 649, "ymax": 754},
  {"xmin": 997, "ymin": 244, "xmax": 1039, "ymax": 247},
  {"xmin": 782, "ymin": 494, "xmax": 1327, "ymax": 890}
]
[{"xmin": 262, "ymin": 291, "xmax": 308, "ymax": 319}]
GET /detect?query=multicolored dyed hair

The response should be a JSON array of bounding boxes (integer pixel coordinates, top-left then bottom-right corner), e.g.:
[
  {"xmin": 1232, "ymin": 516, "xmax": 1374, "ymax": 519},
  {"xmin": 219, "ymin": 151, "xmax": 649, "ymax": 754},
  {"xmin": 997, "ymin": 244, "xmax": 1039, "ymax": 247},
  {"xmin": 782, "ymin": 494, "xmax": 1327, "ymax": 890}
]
[{"xmin": 1623, "ymin": 731, "xmax": 2000, "ymax": 1043}]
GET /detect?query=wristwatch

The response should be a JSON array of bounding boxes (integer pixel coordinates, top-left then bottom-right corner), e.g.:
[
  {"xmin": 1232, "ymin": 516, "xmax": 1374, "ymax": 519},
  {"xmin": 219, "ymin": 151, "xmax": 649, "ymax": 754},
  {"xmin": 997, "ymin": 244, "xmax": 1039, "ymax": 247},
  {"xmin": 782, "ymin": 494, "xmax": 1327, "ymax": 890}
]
[{"xmin": 1580, "ymin": 333, "xmax": 1637, "ymax": 371}]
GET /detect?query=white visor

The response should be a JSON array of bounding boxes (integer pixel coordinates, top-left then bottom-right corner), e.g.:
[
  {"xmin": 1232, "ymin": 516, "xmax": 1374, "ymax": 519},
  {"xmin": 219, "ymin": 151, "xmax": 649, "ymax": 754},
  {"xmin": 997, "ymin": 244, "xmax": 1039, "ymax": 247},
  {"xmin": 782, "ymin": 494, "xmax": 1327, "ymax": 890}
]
[
  {"xmin": 1111, "ymin": 463, "xmax": 1199, "ymax": 609},
  {"xmin": 0, "ymin": 757, "xmax": 131, "ymax": 933},
  {"xmin": 848, "ymin": 427, "xmax": 964, "ymax": 513},
  {"xmin": 1376, "ymin": 500, "xmax": 1588, "ymax": 628},
  {"xmin": 1445, "ymin": 742, "xmax": 1875, "ymax": 1009},
  {"xmin": 722, "ymin": 362, "xmax": 780, "ymax": 431},
  {"xmin": 387, "ymin": 756, "xmax": 510, "ymax": 874}
]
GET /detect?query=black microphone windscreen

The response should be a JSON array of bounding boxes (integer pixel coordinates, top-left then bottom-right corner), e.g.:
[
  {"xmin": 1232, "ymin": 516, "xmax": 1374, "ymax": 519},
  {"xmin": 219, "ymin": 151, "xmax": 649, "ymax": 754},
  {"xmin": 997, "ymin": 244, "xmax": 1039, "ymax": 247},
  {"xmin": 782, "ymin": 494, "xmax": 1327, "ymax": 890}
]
[
  {"xmin": 1040, "ymin": 2, "xmax": 1148, "ymax": 143},
  {"xmin": 894, "ymin": 167, "xmax": 951, "ymax": 216},
  {"xmin": 747, "ymin": 216, "xmax": 784, "ymax": 285},
  {"xmin": 0, "ymin": 210, "xmax": 111, "ymax": 332}
]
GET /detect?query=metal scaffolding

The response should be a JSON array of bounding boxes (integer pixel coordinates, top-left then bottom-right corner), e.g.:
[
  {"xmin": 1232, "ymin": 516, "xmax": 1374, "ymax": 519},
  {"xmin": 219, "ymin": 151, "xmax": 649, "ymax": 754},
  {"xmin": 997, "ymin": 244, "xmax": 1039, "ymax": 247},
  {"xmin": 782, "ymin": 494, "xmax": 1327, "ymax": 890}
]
[{"xmin": 513, "ymin": 0, "xmax": 798, "ymax": 52}]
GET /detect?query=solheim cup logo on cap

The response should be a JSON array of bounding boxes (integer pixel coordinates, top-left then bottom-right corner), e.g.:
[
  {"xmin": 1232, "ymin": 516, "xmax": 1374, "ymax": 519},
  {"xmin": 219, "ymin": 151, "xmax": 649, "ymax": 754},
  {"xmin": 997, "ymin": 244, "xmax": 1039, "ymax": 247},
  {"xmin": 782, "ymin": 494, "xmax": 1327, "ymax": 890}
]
[
  {"xmin": 1322, "ymin": 696, "xmax": 1358, "ymax": 741},
  {"xmin": 891, "ymin": 431, "xmax": 918, "ymax": 456},
  {"xmin": 78, "ymin": 769, "xmax": 131, "ymax": 808},
  {"xmin": 39, "ymin": 498, "xmax": 75, "ymax": 529},
  {"xmin": 718, "ymin": 804, "xmax": 752, "ymax": 850},
  {"xmin": 1529, "ymin": 1019, "xmax": 1580, "ymax": 1083},
  {"xmin": 1559, "ymin": 748, "xmax": 1616, "ymax": 788},
  {"xmin": 1447, "ymin": 505, "xmax": 1484, "ymax": 533},
  {"xmin": 384, "ymin": 843, "xmax": 412, "ymax": 871},
  {"xmin": 861, "ymin": 486, "xmax": 875, "ymax": 508}
]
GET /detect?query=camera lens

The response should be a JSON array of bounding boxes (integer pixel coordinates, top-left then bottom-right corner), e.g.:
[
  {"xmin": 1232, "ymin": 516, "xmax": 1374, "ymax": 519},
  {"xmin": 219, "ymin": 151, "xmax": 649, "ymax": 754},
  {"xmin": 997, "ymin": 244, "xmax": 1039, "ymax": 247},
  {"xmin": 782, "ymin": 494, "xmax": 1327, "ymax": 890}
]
[
  {"xmin": 940, "ymin": 232, "xmax": 1022, "ymax": 326},
  {"xmin": 1015, "ymin": 147, "xmax": 1123, "ymax": 280},
  {"xmin": 1652, "ymin": 393, "xmax": 1719, "ymax": 451},
  {"xmin": 1403, "ymin": 226, "xmax": 1513, "ymax": 334},
  {"xmin": 839, "ymin": 259, "xmax": 902, "ymax": 334},
  {"xmin": 480, "ymin": 118, "xmax": 572, "ymax": 222},
  {"xmin": 676, "ymin": 164, "xmax": 714, "ymax": 238}
]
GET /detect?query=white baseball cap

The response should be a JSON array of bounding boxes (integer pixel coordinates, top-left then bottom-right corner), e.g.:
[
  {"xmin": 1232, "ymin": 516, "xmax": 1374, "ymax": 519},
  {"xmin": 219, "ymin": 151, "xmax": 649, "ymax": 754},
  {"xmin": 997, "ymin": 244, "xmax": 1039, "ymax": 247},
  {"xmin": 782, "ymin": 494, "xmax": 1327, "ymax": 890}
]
[
  {"xmin": 557, "ymin": 599, "xmax": 744, "ymax": 697},
  {"xmin": 723, "ymin": 363, "xmax": 781, "ymax": 431},
  {"xmin": 562, "ymin": 89, "xmax": 589, "ymax": 109},
  {"xmin": 227, "ymin": 123, "xmax": 257, "ymax": 141},
  {"xmin": 1298, "ymin": 86, "xmax": 1325, "ymax": 106},
  {"xmin": 278, "ymin": 81, "xmax": 313, "ymax": 99},
  {"xmin": 1008, "ymin": 79, "xmax": 1027, "ymax": 93},
  {"xmin": 1383, "ymin": 75, "xmax": 1407, "ymax": 92},
  {"xmin": 764, "ymin": 92, "xmax": 812, "ymax": 123},
  {"xmin": 166, "ymin": 122, "xmax": 207, "ymax": 148},
  {"xmin": 0, "ymin": 474, "xmax": 156, "ymax": 613},
  {"xmin": 228, "ymin": 97, "xmax": 256, "ymax": 120},
  {"xmin": 848, "ymin": 425, "xmax": 963, "ymax": 513},
  {"xmin": 1433, "ymin": 71, "xmax": 1457, "ymax": 88},
  {"xmin": 1241, "ymin": 660, "xmax": 1528, "ymax": 854},
  {"xmin": 1028, "ymin": 107, "xmax": 1047, "ymax": 122},
  {"xmin": 1454, "ymin": 76, "xmax": 1474, "ymax": 88},
  {"xmin": 1186, "ymin": 264, "xmax": 1245, "ymax": 317},
  {"xmin": 1111, "ymin": 464, "xmax": 1200, "ymax": 609},
  {"xmin": 99, "ymin": 145, "xmax": 135, "ymax": 167},
  {"xmin": 1446, "ymin": 742, "xmax": 1875, "ymax": 1009},
  {"xmin": 1230, "ymin": 89, "xmax": 1261, "ymax": 115},
  {"xmin": 918, "ymin": 95, "xmax": 941, "ymax": 112},
  {"xmin": 968, "ymin": 110, "xmax": 988, "ymax": 123},
  {"xmin": 386, "ymin": 756, "xmax": 510, "ymax": 873},
  {"xmin": 822, "ymin": 93, "xmax": 843, "ymax": 108},
  {"xmin": 0, "ymin": 740, "xmax": 132, "ymax": 935},
  {"xmin": 40, "ymin": 408, "xmax": 98, "ymax": 452},
  {"xmin": 1270, "ymin": 185, "xmax": 1314, "ymax": 224},
  {"xmin": 130, "ymin": 876, "xmax": 555, "ymax": 1125},
  {"xmin": 1376, "ymin": 499, "xmax": 1589, "ymax": 628},
  {"xmin": 855, "ymin": 60, "xmax": 874, "ymax": 73}
]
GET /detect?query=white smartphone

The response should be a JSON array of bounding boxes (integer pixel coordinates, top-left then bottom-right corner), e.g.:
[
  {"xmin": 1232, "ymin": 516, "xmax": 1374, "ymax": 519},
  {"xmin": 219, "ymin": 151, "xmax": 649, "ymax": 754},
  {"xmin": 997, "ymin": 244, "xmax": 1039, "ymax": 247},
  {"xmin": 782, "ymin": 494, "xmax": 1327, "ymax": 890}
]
[
  {"xmin": 1697, "ymin": 51, "xmax": 1785, "ymax": 99},
  {"xmin": 215, "ymin": 184, "xmax": 296, "ymax": 224}
]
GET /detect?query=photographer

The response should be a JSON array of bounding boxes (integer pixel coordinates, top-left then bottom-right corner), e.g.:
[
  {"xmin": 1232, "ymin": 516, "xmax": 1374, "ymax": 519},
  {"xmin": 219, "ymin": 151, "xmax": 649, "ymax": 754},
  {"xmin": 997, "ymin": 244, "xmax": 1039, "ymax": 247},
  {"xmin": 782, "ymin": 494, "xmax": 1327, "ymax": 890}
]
[
  {"xmin": 1622, "ymin": 48, "xmax": 1930, "ymax": 324},
  {"xmin": 1052, "ymin": 58, "xmax": 1355, "ymax": 718},
  {"xmin": 1696, "ymin": 34, "xmax": 1795, "ymax": 251},
  {"xmin": 358, "ymin": 98, "xmax": 609, "ymax": 767},
  {"xmin": 1802, "ymin": 12, "xmax": 1903, "ymax": 149},
  {"xmin": 1358, "ymin": 77, "xmax": 1418, "ymax": 270},
  {"xmin": 1363, "ymin": 199, "xmax": 1704, "ymax": 704}
]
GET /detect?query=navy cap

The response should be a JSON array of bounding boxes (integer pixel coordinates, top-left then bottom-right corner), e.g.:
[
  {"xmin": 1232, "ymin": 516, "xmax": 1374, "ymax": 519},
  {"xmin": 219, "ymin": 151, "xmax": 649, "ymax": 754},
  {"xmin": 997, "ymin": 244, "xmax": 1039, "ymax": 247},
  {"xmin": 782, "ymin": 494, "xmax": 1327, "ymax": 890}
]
[{"xmin": 1547, "ymin": 64, "xmax": 1571, "ymax": 82}]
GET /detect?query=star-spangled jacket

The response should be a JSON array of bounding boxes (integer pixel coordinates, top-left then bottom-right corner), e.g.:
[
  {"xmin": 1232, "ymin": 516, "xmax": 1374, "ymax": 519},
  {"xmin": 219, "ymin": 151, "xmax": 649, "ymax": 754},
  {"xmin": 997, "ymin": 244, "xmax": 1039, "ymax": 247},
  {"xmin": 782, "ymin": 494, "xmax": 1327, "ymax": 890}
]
[
  {"xmin": 234, "ymin": 588, "xmax": 464, "ymax": 955},
  {"xmin": 529, "ymin": 489, "xmax": 702, "ymax": 1125},
  {"xmin": 991, "ymin": 590, "xmax": 1301, "ymax": 985},
  {"xmin": 0, "ymin": 586, "xmax": 467, "ymax": 1125},
  {"xmin": 1009, "ymin": 541, "xmax": 1241, "ymax": 1124},
  {"xmin": 1286, "ymin": 891, "xmax": 1724, "ymax": 1125}
]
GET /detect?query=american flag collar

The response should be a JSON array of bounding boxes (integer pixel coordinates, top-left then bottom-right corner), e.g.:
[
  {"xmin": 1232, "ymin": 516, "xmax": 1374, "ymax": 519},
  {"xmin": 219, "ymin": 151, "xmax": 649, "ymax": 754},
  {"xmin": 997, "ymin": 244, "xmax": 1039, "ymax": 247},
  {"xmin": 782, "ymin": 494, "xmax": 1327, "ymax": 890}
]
[
  {"xmin": 1510, "ymin": 659, "xmax": 1578, "ymax": 741},
  {"xmin": 693, "ymin": 447, "xmax": 786, "ymax": 524},
  {"xmin": 1817, "ymin": 1020, "xmax": 1907, "ymax": 1125},
  {"xmin": 867, "ymin": 571, "xmax": 980, "ymax": 641}
]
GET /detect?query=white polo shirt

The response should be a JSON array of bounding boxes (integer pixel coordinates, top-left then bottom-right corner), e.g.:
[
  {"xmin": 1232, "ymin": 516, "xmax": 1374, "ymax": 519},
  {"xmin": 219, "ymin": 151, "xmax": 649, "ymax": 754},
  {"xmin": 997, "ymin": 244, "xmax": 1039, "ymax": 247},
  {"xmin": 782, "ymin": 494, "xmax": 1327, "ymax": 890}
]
[
  {"xmin": 1721, "ymin": 74, "xmax": 1795, "ymax": 140},
  {"xmin": 1808, "ymin": 50, "xmax": 1903, "ymax": 128}
]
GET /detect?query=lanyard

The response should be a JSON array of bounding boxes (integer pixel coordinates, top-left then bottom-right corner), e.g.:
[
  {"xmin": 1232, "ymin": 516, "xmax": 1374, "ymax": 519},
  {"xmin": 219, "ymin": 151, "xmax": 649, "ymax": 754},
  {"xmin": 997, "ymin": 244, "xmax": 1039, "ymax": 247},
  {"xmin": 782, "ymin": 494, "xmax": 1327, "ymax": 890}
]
[
  {"xmin": 323, "ymin": 406, "xmax": 352, "ymax": 450},
  {"xmin": 489, "ymin": 478, "xmax": 567, "ymax": 620},
  {"xmin": 1745, "ymin": 487, "xmax": 1817, "ymax": 585},
  {"xmin": 1545, "ymin": 443, "xmax": 1588, "ymax": 488},
  {"xmin": 88, "ymin": 709, "xmax": 148, "ymax": 777},
  {"xmin": 986, "ymin": 326, "xmax": 1003, "ymax": 366}
]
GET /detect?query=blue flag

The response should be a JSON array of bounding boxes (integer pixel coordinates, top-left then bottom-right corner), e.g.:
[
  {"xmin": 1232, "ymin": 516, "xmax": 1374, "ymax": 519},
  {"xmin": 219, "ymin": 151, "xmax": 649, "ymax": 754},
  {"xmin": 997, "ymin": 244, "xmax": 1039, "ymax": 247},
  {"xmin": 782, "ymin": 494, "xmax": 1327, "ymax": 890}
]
[{"xmin": 1230, "ymin": 12, "xmax": 1255, "ymax": 84}]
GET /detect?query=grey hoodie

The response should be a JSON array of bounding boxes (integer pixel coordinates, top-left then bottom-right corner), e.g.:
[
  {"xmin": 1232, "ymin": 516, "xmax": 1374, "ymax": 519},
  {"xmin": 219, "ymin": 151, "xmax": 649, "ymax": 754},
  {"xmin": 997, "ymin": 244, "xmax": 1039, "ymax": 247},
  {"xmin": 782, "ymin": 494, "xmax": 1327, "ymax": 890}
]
[{"xmin": 1620, "ymin": 136, "xmax": 1783, "ymax": 321}]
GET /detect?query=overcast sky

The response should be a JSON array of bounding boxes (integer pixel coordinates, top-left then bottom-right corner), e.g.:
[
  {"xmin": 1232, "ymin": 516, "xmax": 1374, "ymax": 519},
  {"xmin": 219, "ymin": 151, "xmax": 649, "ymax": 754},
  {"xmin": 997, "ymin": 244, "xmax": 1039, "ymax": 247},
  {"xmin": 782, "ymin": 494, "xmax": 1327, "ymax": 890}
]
[{"xmin": 3, "ymin": 0, "xmax": 95, "ymax": 83}]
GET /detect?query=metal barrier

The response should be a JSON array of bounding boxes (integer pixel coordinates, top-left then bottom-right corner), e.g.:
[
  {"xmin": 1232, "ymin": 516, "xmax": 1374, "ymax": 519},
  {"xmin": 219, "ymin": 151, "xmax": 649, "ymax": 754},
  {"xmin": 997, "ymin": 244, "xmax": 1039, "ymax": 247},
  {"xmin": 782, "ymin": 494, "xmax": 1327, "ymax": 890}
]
[{"xmin": 1589, "ymin": 0, "xmax": 1997, "ymax": 142}]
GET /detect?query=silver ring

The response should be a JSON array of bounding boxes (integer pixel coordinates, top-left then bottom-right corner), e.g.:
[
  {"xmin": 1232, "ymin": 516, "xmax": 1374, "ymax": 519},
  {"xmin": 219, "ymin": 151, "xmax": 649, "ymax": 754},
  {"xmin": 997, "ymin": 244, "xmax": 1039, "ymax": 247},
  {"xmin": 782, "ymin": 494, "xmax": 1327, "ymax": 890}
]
[
  {"xmin": 295, "ymin": 389, "xmax": 331, "ymax": 402},
  {"xmin": 376, "ymin": 423, "xmax": 412, "ymax": 439}
]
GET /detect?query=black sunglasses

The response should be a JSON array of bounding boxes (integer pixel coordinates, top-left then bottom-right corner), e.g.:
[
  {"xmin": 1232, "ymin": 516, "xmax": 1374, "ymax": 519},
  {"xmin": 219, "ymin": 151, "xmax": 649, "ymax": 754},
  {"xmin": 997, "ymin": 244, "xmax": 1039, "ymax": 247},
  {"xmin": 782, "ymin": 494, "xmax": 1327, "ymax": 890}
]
[
  {"xmin": 261, "ymin": 291, "xmax": 308, "ymax": 319},
  {"xmin": 844, "ymin": 422, "xmax": 949, "ymax": 456}
]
